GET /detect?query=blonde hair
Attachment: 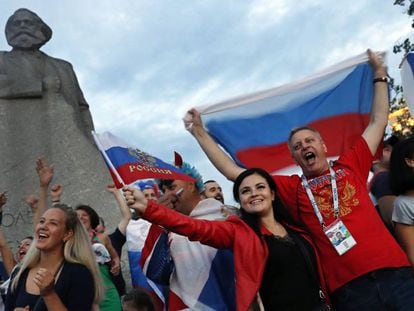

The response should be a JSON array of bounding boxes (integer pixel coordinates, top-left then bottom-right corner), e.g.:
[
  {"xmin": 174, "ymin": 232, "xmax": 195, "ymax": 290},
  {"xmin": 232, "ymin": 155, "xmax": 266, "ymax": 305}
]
[{"xmin": 12, "ymin": 206, "xmax": 104, "ymax": 303}]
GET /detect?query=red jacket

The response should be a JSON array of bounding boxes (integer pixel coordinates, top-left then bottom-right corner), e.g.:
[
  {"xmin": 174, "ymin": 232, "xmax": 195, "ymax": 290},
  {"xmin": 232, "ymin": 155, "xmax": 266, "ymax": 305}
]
[{"xmin": 143, "ymin": 201, "xmax": 328, "ymax": 311}]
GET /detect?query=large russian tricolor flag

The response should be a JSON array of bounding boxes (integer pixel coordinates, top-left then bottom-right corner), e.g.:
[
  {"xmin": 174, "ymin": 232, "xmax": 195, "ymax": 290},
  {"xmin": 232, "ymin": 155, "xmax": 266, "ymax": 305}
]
[
  {"xmin": 194, "ymin": 51, "xmax": 382, "ymax": 173},
  {"xmin": 93, "ymin": 131, "xmax": 195, "ymax": 188},
  {"xmin": 401, "ymin": 52, "xmax": 414, "ymax": 115}
]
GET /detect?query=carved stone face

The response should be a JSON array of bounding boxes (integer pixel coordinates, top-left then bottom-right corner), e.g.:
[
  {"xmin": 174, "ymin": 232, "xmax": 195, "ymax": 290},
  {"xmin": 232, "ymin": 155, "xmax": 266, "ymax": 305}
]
[{"xmin": 5, "ymin": 9, "xmax": 50, "ymax": 50}]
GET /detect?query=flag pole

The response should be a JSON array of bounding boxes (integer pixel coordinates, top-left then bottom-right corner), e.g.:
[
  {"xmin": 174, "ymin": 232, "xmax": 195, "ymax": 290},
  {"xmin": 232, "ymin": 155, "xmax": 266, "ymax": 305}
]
[{"xmin": 92, "ymin": 131, "xmax": 126, "ymax": 187}]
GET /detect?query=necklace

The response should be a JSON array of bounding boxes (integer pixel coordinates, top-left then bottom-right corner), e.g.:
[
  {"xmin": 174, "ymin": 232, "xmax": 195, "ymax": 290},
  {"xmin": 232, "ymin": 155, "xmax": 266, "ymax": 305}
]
[{"xmin": 272, "ymin": 234, "xmax": 296, "ymax": 245}]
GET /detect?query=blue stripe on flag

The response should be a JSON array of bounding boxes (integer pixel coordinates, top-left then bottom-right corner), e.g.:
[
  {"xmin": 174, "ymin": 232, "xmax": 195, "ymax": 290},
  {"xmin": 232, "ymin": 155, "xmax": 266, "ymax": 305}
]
[
  {"xmin": 205, "ymin": 63, "xmax": 373, "ymax": 153},
  {"xmin": 198, "ymin": 249, "xmax": 236, "ymax": 311},
  {"xmin": 105, "ymin": 146, "xmax": 176, "ymax": 171},
  {"xmin": 128, "ymin": 251, "xmax": 153, "ymax": 290}
]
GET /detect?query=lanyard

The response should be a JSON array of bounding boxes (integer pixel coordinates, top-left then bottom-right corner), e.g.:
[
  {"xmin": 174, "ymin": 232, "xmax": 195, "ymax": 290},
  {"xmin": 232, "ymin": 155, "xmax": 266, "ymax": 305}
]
[{"xmin": 301, "ymin": 161, "xmax": 339, "ymax": 228}]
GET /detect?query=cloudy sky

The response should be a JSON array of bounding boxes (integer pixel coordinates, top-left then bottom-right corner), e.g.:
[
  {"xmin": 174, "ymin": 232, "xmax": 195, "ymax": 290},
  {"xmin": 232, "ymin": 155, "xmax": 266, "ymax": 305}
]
[{"xmin": 1, "ymin": 1, "xmax": 412, "ymax": 204}]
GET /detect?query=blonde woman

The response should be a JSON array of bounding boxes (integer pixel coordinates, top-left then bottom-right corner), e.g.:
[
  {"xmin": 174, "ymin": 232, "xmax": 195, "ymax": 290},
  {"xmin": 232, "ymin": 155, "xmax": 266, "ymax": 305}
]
[{"xmin": 5, "ymin": 205, "xmax": 103, "ymax": 311}]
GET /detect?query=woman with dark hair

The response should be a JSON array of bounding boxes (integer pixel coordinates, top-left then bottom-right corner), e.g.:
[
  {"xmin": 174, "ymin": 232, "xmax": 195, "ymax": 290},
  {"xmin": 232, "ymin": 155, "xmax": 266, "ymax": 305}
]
[
  {"xmin": 390, "ymin": 137, "xmax": 414, "ymax": 267},
  {"xmin": 124, "ymin": 168, "xmax": 329, "ymax": 311},
  {"xmin": 75, "ymin": 205, "xmax": 122, "ymax": 311}
]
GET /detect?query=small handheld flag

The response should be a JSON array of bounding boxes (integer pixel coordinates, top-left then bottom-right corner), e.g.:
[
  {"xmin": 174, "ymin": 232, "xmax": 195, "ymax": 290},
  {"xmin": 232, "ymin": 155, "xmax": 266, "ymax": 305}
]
[{"xmin": 93, "ymin": 131, "xmax": 195, "ymax": 188}]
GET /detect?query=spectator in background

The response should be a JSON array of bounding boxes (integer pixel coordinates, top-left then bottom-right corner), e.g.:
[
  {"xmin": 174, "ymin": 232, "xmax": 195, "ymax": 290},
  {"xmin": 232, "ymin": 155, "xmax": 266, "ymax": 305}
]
[
  {"xmin": 390, "ymin": 137, "xmax": 414, "ymax": 268},
  {"xmin": 202, "ymin": 180, "xmax": 241, "ymax": 217},
  {"xmin": 136, "ymin": 180, "xmax": 160, "ymax": 201},
  {"xmin": 202, "ymin": 180, "xmax": 224, "ymax": 204},
  {"xmin": 0, "ymin": 229, "xmax": 33, "ymax": 278},
  {"xmin": 75, "ymin": 204, "xmax": 122, "ymax": 311},
  {"xmin": 370, "ymin": 135, "xmax": 400, "ymax": 232},
  {"xmin": 122, "ymin": 288, "xmax": 155, "ymax": 311}
]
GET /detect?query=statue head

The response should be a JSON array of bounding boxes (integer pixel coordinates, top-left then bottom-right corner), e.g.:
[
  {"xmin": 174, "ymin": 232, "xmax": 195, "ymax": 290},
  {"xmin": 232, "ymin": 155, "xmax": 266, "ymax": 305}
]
[{"xmin": 5, "ymin": 8, "xmax": 52, "ymax": 50}]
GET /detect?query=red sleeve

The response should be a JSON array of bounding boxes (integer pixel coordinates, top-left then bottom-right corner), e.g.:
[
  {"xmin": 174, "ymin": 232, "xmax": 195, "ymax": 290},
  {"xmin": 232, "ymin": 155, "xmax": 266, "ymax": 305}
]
[
  {"xmin": 273, "ymin": 175, "xmax": 302, "ymax": 222},
  {"xmin": 143, "ymin": 201, "xmax": 240, "ymax": 249},
  {"xmin": 336, "ymin": 136, "xmax": 373, "ymax": 183}
]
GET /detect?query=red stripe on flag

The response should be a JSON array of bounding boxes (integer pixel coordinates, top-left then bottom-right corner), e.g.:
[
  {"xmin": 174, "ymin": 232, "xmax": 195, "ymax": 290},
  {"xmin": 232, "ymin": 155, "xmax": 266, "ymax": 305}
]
[
  {"xmin": 169, "ymin": 291, "xmax": 188, "ymax": 310},
  {"xmin": 236, "ymin": 113, "xmax": 370, "ymax": 173},
  {"xmin": 110, "ymin": 163, "xmax": 195, "ymax": 188}
]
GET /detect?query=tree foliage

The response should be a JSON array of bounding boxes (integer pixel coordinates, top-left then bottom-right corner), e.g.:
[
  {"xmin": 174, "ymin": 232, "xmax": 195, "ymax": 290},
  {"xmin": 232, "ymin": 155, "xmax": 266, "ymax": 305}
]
[
  {"xmin": 389, "ymin": 0, "xmax": 414, "ymax": 138},
  {"xmin": 393, "ymin": 0, "xmax": 414, "ymax": 55}
]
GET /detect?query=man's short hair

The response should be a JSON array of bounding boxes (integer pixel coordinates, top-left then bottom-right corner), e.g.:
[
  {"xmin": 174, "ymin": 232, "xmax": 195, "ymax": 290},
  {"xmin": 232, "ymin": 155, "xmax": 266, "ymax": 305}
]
[
  {"xmin": 203, "ymin": 180, "xmax": 217, "ymax": 185},
  {"xmin": 287, "ymin": 126, "xmax": 322, "ymax": 149}
]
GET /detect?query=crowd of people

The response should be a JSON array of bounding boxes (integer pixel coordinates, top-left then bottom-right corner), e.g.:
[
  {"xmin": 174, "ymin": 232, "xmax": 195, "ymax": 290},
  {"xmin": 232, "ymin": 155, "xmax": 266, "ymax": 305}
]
[
  {"xmin": 123, "ymin": 49, "xmax": 414, "ymax": 311},
  {"xmin": 0, "ymin": 158, "xmax": 160, "ymax": 311},
  {"xmin": 0, "ymin": 49, "xmax": 413, "ymax": 311}
]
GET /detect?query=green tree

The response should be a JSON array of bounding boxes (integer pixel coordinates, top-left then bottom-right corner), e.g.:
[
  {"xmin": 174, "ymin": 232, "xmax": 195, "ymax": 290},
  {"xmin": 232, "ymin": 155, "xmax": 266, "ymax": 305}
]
[
  {"xmin": 389, "ymin": 0, "xmax": 414, "ymax": 138},
  {"xmin": 393, "ymin": 0, "xmax": 414, "ymax": 55}
]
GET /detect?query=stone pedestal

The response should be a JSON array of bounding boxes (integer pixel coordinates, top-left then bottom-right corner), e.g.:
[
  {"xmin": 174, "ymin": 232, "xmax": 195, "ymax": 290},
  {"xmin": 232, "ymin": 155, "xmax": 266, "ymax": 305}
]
[{"xmin": 0, "ymin": 93, "xmax": 121, "ymax": 243}]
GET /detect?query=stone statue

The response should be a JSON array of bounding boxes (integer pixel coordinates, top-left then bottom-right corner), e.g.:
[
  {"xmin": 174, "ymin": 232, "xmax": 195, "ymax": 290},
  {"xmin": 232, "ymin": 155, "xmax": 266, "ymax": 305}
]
[{"xmin": 0, "ymin": 9, "xmax": 118, "ymax": 243}]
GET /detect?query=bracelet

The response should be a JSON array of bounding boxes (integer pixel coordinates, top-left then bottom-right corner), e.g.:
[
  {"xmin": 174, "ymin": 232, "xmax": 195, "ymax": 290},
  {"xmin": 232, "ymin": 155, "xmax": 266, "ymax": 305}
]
[{"xmin": 373, "ymin": 76, "xmax": 388, "ymax": 84}]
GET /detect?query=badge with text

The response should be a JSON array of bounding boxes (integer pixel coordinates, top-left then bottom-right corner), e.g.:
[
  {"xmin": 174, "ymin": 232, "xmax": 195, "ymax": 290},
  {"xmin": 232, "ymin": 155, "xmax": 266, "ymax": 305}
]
[{"xmin": 324, "ymin": 219, "xmax": 356, "ymax": 255}]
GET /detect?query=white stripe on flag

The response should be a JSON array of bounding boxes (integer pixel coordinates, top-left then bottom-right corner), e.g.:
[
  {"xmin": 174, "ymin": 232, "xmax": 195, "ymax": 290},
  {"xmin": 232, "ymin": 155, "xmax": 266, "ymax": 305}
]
[
  {"xmin": 92, "ymin": 131, "xmax": 125, "ymax": 186},
  {"xmin": 196, "ymin": 51, "xmax": 384, "ymax": 118}
]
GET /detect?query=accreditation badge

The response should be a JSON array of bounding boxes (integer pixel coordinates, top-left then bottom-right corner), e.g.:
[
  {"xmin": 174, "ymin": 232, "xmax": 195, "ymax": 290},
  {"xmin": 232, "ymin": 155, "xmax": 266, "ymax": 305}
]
[{"xmin": 324, "ymin": 219, "xmax": 356, "ymax": 255}]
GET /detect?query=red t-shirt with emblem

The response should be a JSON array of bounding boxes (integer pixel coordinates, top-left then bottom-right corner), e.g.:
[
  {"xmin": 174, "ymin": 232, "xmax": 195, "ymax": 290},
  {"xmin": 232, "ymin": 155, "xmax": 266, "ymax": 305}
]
[{"xmin": 275, "ymin": 137, "xmax": 409, "ymax": 293}]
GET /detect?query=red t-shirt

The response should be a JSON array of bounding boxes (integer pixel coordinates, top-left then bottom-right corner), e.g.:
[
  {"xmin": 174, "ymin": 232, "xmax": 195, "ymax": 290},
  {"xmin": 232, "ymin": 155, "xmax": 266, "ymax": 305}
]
[{"xmin": 275, "ymin": 137, "xmax": 409, "ymax": 293}]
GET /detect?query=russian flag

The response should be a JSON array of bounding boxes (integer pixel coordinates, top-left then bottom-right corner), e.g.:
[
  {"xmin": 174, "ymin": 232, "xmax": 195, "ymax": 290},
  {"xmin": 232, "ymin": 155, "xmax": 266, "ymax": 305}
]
[
  {"xmin": 126, "ymin": 220, "xmax": 167, "ymax": 311},
  {"xmin": 140, "ymin": 200, "xmax": 236, "ymax": 311},
  {"xmin": 195, "ymin": 51, "xmax": 382, "ymax": 173},
  {"xmin": 93, "ymin": 131, "xmax": 194, "ymax": 188},
  {"xmin": 401, "ymin": 52, "xmax": 414, "ymax": 115}
]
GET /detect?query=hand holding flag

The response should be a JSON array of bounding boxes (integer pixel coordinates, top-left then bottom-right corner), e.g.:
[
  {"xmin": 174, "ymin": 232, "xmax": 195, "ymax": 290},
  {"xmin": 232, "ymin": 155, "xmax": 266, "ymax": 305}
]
[
  {"xmin": 183, "ymin": 108, "xmax": 204, "ymax": 136},
  {"xmin": 123, "ymin": 186, "xmax": 148, "ymax": 215}
]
